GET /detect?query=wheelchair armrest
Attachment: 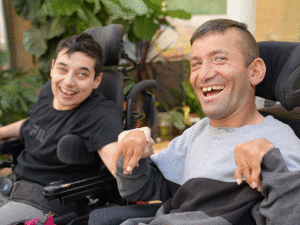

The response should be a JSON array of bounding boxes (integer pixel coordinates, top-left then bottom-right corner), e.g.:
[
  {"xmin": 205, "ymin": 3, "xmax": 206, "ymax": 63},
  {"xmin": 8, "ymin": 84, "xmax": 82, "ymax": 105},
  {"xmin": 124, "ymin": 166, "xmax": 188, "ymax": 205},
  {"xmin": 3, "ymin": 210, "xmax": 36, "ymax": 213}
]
[
  {"xmin": 126, "ymin": 80, "xmax": 157, "ymax": 102},
  {"xmin": 0, "ymin": 139, "xmax": 24, "ymax": 155},
  {"xmin": 44, "ymin": 174, "xmax": 118, "ymax": 205},
  {"xmin": 0, "ymin": 139, "xmax": 24, "ymax": 169},
  {"xmin": 125, "ymin": 80, "xmax": 158, "ymax": 137},
  {"xmin": 88, "ymin": 203, "xmax": 162, "ymax": 225},
  {"xmin": 57, "ymin": 134, "xmax": 95, "ymax": 165}
]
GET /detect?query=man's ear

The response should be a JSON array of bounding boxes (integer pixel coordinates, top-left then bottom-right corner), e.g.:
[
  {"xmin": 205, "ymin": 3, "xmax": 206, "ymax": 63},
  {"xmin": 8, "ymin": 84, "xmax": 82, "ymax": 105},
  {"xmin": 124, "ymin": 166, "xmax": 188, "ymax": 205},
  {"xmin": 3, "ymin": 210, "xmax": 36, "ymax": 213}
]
[
  {"xmin": 93, "ymin": 73, "xmax": 103, "ymax": 89},
  {"xmin": 248, "ymin": 58, "xmax": 266, "ymax": 87}
]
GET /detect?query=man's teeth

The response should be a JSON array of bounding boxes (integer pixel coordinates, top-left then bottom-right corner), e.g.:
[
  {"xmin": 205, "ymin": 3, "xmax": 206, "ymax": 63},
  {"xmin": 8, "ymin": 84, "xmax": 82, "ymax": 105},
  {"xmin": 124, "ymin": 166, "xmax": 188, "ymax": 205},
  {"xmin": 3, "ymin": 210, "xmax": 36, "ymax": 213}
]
[
  {"xmin": 61, "ymin": 87, "xmax": 76, "ymax": 95},
  {"xmin": 202, "ymin": 86, "xmax": 224, "ymax": 92}
]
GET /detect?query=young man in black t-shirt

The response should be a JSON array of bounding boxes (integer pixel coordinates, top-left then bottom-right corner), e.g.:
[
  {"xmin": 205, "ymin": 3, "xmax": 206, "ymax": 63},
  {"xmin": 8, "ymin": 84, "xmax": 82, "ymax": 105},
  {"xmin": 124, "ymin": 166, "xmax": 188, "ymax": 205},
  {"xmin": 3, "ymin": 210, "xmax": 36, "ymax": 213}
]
[{"xmin": 0, "ymin": 33, "xmax": 123, "ymax": 223}]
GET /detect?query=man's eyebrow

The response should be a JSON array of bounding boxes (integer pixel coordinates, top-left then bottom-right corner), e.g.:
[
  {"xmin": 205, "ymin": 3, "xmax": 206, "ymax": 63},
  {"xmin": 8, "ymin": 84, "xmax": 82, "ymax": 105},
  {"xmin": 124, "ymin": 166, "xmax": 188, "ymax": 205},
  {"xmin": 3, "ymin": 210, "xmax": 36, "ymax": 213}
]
[
  {"xmin": 190, "ymin": 49, "xmax": 229, "ymax": 62},
  {"xmin": 208, "ymin": 49, "xmax": 229, "ymax": 57},
  {"xmin": 79, "ymin": 67, "xmax": 90, "ymax": 72},
  {"xmin": 56, "ymin": 62, "xmax": 91, "ymax": 72},
  {"xmin": 190, "ymin": 56, "xmax": 201, "ymax": 61},
  {"xmin": 57, "ymin": 62, "xmax": 67, "ymax": 66}
]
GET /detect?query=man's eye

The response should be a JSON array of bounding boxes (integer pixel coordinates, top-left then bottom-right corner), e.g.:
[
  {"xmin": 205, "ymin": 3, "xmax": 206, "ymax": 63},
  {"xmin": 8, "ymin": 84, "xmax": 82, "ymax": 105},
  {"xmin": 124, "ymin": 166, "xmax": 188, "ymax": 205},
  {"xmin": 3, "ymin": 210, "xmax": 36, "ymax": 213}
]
[
  {"xmin": 79, "ymin": 73, "xmax": 87, "ymax": 77},
  {"xmin": 214, "ymin": 57, "xmax": 227, "ymax": 65},
  {"xmin": 191, "ymin": 62, "xmax": 202, "ymax": 67},
  {"xmin": 216, "ymin": 57, "xmax": 226, "ymax": 61},
  {"xmin": 58, "ymin": 68, "xmax": 66, "ymax": 72}
]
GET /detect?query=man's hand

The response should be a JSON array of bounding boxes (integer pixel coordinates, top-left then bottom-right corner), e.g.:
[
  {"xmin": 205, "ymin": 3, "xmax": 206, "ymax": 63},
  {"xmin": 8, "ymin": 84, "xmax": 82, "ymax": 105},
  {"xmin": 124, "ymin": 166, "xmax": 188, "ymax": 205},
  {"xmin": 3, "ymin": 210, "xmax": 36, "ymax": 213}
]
[
  {"xmin": 234, "ymin": 139, "xmax": 275, "ymax": 191},
  {"xmin": 0, "ymin": 125, "xmax": 6, "ymax": 141},
  {"xmin": 111, "ymin": 127, "xmax": 154, "ymax": 177}
]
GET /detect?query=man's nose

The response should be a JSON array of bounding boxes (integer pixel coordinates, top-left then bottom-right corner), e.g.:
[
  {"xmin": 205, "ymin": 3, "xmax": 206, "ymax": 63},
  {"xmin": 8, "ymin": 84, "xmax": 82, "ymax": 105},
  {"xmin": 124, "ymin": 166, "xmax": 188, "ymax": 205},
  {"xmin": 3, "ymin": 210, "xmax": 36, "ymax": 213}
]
[
  {"xmin": 190, "ymin": 60, "xmax": 217, "ymax": 87},
  {"xmin": 64, "ymin": 73, "xmax": 75, "ymax": 86},
  {"xmin": 200, "ymin": 60, "xmax": 217, "ymax": 81}
]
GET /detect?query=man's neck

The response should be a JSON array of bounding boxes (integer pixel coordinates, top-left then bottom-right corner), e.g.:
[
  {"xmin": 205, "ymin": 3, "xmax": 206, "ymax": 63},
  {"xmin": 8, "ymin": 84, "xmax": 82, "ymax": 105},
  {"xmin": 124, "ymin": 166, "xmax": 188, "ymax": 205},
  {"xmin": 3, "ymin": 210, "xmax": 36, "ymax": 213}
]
[{"xmin": 209, "ymin": 103, "xmax": 265, "ymax": 128}]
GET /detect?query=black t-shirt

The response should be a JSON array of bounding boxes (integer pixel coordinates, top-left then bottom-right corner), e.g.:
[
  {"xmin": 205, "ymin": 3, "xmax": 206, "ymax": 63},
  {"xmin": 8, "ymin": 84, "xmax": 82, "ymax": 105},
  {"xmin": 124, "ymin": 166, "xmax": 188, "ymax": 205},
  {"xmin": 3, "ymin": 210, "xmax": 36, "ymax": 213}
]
[{"xmin": 13, "ymin": 82, "xmax": 123, "ymax": 186}]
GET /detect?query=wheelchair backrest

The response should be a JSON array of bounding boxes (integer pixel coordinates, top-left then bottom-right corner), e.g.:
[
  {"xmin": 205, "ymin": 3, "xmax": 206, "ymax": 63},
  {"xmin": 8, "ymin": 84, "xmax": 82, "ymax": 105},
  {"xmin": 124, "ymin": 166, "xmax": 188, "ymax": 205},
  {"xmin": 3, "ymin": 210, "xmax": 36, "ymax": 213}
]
[
  {"xmin": 256, "ymin": 41, "xmax": 300, "ymax": 138},
  {"xmin": 84, "ymin": 25, "xmax": 158, "ymax": 137},
  {"xmin": 84, "ymin": 25, "xmax": 125, "ymax": 108}
]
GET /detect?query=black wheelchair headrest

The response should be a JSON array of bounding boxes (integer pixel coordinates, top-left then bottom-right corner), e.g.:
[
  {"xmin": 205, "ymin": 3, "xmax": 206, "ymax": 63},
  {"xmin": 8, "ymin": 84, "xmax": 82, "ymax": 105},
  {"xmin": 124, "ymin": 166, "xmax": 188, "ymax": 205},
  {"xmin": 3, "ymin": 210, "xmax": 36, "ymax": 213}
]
[
  {"xmin": 84, "ymin": 24, "xmax": 124, "ymax": 66},
  {"xmin": 256, "ymin": 41, "xmax": 300, "ymax": 110}
]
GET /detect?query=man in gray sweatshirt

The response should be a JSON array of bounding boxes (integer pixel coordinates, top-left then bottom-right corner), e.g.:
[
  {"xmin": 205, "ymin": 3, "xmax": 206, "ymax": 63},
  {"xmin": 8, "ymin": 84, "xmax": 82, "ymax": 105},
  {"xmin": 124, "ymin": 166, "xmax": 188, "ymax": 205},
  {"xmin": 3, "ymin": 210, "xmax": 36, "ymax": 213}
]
[{"xmin": 111, "ymin": 19, "xmax": 300, "ymax": 225}]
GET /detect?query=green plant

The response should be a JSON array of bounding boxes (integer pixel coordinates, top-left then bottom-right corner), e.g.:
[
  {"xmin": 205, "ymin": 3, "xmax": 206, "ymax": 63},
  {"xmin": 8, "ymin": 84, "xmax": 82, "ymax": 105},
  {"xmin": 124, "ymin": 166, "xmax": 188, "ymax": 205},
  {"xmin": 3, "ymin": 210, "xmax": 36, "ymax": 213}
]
[
  {"xmin": 0, "ymin": 155, "xmax": 8, "ymax": 161},
  {"xmin": 182, "ymin": 60, "xmax": 205, "ymax": 119},
  {"xmin": 12, "ymin": 0, "xmax": 192, "ymax": 83},
  {"xmin": 0, "ymin": 69, "xmax": 44, "ymax": 125},
  {"xmin": 0, "ymin": 50, "xmax": 9, "ymax": 68},
  {"xmin": 167, "ymin": 106, "xmax": 189, "ymax": 131},
  {"xmin": 157, "ymin": 105, "xmax": 194, "ymax": 141}
]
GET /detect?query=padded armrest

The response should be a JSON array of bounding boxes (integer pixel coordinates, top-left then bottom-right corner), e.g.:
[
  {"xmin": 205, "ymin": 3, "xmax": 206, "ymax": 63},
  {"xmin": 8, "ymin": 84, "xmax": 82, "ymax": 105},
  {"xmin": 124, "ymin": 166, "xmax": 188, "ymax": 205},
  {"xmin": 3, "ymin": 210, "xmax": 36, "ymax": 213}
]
[
  {"xmin": 57, "ymin": 134, "xmax": 95, "ymax": 165},
  {"xmin": 0, "ymin": 139, "xmax": 24, "ymax": 169},
  {"xmin": 44, "ymin": 174, "xmax": 118, "ymax": 205},
  {"xmin": 0, "ymin": 139, "xmax": 24, "ymax": 155},
  {"xmin": 45, "ymin": 135, "xmax": 122, "ymax": 206},
  {"xmin": 88, "ymin": 203, "xmax": 162, "ymax": 225}
]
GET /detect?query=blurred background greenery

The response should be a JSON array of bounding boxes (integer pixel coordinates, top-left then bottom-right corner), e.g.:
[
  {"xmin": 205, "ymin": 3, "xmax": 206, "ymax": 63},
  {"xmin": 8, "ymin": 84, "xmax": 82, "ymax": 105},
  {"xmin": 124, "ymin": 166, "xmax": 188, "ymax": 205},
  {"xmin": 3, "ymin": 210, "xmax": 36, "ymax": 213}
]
[
  {"xmin": 2, "ymin": 0, "xmax": 299, "ymax": 140},
  {"xmin": 0, "ymin": 0, "xmax": 228, "ymax": 135}
]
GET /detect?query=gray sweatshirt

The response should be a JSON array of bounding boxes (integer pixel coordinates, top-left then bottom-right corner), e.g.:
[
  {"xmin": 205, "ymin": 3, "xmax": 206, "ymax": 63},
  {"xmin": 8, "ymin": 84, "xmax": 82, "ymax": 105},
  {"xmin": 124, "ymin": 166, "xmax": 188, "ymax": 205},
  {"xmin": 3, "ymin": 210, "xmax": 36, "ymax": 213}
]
[{"xmin": 116, "ymin": 116, "xmax": 300, "ymax": 224}]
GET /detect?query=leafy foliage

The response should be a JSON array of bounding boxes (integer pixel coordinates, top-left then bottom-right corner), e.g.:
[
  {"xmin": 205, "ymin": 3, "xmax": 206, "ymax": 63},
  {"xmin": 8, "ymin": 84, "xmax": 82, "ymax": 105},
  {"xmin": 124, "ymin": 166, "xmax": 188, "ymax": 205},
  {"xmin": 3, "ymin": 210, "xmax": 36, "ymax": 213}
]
[
  {"xmin": 182, "ymin": 60, "xmax": 205, "ymax": 119},
  {"xmin": 0, "ymin": 69, "xmax": 44, "ymax": 125},
  {"xmin": 11, "ymin": 0, "xmax": 192, "ymax": 82},
  {"xmin": 0, "ymin": 50, "xmax": 8, "ymax": 67}
]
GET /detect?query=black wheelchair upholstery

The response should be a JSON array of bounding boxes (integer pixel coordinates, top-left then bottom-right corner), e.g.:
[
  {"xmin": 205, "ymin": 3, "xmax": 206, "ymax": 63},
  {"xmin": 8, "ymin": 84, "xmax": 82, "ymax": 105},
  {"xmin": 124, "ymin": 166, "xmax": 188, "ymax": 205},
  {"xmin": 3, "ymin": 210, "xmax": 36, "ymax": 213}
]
[
  {"xmin": 0, "ymin": 24, "xmax": 158, "ymax": 225},
  {"xmin": 256, "ymin": 41, "xmax": 300, "ymax": 138},
  {"xmin": 88, "ymin": 41, "xmax": 300, "ymax": 224}
]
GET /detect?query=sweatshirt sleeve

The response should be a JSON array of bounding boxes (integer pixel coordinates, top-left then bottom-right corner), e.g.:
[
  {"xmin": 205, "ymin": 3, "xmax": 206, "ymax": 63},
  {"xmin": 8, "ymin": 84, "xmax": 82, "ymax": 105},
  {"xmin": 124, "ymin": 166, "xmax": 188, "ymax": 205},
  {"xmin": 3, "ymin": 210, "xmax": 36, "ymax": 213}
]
[
  {"xmin": 252, "ymin": 148, "xmax": 300, "ymax": 225},
  {"xmin": 116, "ymin": 156, "xmax": 172, "ymax": 202}
]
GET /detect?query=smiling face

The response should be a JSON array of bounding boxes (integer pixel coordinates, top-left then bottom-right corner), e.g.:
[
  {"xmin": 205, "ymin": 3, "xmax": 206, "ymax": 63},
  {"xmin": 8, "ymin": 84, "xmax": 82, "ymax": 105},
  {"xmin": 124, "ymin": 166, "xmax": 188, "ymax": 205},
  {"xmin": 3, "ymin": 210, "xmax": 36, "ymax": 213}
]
[
  {"xmin": 50, "ymin": 49, "xmax": 102, "ymax": 111},
  {"xmin": 190, "ymin": 28, "xmax": 264, "ymax": 127}
]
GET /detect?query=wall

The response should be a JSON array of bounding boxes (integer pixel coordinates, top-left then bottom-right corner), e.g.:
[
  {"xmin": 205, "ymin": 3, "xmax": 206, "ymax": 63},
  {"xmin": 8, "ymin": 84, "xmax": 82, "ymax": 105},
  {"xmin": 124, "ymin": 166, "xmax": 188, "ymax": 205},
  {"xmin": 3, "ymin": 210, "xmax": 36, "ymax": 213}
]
[{"xmin": 256, "ymin": 0, "xmax": 300, "ymax": 41}]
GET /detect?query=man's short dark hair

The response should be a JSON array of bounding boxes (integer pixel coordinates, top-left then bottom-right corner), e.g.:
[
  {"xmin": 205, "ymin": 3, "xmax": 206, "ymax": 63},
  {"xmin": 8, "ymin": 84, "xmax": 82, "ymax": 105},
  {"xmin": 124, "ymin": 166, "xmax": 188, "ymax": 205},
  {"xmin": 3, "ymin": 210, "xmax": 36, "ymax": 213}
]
[
  {"xmin": 54, "ymin": 33, "xmax": 104, "ymax": 78},
  {"xmin": 190, "ymin": 19, "xmax": 260, "ymax": 66}
]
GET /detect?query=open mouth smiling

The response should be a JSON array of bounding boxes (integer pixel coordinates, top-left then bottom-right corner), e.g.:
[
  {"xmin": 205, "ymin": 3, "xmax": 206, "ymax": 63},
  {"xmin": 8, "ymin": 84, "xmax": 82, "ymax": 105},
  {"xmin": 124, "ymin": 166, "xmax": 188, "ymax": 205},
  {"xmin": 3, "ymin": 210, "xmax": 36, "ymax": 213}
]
[
  {"xmin": 202, "ymin": 85, "xmax": 225, "ymax": 97},
  {"xmin": 60, "ymin": 87, "xmax": 77, "ymax": 96}
]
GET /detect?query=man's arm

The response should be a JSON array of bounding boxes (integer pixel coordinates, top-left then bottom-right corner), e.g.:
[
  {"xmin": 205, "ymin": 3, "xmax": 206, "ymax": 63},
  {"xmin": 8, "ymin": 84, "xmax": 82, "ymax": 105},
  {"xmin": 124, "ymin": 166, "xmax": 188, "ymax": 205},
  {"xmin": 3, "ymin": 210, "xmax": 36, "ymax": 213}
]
[
  {"xmin": 97, "ymin": 141, "xmax": 119, "ymax": 176},
  {"xmin": 104, "ymin": 128, "xmax": 169, "ymax": 202},
  {"xmin": 111, "ymin": 127, "xmax": 154, "ymax": 176},
  {"xmin": 116, "ymin": 155, "xmax": 169, "ymax": 202},
  {"xmin": 97, "ymin": 128, "xmax": 154, "ymax": 177},
  {"xmin": 252, "ymin": 148, "xmax": 300, "ymax": 224},
  {"xmin": 0, "ymin": 119, "xmax": 27, "ymax": 140}
]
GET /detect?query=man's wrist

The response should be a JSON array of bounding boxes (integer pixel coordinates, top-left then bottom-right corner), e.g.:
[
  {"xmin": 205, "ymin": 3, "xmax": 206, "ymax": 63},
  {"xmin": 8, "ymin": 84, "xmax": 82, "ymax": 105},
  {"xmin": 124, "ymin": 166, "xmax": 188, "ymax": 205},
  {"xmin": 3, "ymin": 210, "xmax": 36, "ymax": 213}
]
[
  {"xmin": 264, "ymin": 141, "xmax": 274, "ymax": 152},
  {"xmin": 0, "ymin": 127, "xmax": 6, "ymax": 140},
  {"xmin": 258, "ymin": 139, "xmax": 275, "ymax": 159}
]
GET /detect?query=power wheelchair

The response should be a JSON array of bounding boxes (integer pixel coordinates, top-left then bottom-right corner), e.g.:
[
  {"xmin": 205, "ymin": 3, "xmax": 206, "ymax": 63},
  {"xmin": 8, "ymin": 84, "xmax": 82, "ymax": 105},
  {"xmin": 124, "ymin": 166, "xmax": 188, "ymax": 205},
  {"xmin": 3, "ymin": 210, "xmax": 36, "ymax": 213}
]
[
  {"xmin": 0, "ymin": 24, "xmax": 158, "ymax": 224},
  {"xmin": 88, "ymin": 41, "xmax": 300, "ymax": 225}
]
